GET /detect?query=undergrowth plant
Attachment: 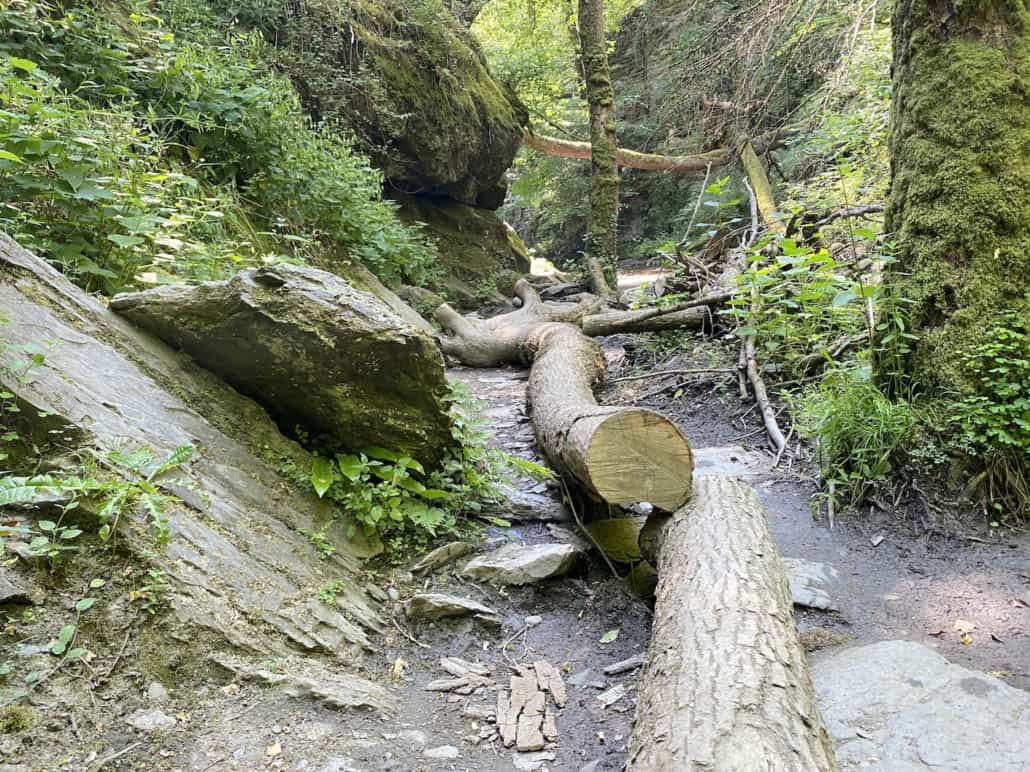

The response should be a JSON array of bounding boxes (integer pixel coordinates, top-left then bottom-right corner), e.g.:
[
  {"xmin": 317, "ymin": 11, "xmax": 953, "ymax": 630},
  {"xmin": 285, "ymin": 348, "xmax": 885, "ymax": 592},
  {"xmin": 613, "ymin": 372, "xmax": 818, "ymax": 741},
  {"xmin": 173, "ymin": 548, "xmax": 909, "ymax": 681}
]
[{"xmin": 305, "ymin": 380, "xmax": 550, "ymax": 552}]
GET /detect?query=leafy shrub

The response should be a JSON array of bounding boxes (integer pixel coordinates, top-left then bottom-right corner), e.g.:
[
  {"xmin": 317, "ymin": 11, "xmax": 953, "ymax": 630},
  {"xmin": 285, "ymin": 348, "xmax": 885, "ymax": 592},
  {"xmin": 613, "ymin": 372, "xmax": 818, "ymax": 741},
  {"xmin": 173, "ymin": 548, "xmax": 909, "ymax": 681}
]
[
  {"xmin": 797, "ymin": 366, "xmax": 918, "ymax": 508},
  {"xmin": 0, "ymin": 0, "xmax": 435, "ymax": 292},
  {"xmin": 952, "ymin": 314, "xmax": 1030, "ymax": 518}
]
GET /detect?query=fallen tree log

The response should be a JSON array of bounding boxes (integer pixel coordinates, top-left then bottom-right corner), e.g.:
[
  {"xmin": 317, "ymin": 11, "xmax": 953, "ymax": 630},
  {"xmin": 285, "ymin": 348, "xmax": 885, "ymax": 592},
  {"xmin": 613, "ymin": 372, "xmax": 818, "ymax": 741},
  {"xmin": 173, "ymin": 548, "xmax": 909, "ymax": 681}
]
[
  {"xmin": 525, "ymin": 324, "xmax": 694, "ymax": 511},
  {"xmin": 435, "ymin": 279, "xmax": 604, "ymax": 366},
  {"xmin": 435, "ymin": 286, "xmax": 694, "ymax": 510},
  {"xmin": 631, "ymin": 475, "xmax": 838, "ymax": 771}
]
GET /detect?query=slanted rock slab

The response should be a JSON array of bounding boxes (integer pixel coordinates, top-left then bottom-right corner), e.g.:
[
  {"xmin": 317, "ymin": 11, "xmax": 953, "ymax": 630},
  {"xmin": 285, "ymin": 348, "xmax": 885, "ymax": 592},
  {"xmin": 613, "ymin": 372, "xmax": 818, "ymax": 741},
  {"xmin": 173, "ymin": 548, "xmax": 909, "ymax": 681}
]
[
  {"xmin": 110, "ymin": 263, "xmax": 454, "ymax": 468},
  {"xmin": 462, "ymin": 543, "xmax": 584, "ymax": 585},
  {"xmin": 812, "ymin": 640, "xmax": 1030, "ymax": 771},
  {"xmin": 405, "ymin": 593, "xmax": 499, "ymax": 621}
]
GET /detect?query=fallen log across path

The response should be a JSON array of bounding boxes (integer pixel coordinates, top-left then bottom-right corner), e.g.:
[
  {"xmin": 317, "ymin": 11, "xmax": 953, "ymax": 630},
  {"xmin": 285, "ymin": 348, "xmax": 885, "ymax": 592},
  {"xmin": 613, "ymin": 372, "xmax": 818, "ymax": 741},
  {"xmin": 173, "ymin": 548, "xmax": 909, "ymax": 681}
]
[
  {"xmin": 631, "ymin": 475, "xmax": 839, "ymax": 771},
  {"xmin": 436, "ymin": 281, "xmax": 694, "ymax": 511}
]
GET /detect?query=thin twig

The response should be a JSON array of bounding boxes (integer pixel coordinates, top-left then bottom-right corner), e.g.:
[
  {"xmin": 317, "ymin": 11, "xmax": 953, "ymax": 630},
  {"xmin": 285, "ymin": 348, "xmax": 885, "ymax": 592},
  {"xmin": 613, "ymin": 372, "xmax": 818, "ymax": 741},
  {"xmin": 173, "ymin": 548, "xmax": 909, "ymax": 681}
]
[
  {"xmin": 772, "ymin": 424, "xmax": 795, "ymax": 468},
  {"xmin": 559, "ymin": 476, "xmax": 620, "ymax": 581},
  {"xmin": 613, "ymin": 367, "xmax": 734, "ymax": 383},
  {"xmin": 93, "ymin": 742, "xmax": 142, "ymax": 770},
  {"xmin": 390, "ymin": 616, "xmax": 430, "ymax": 650}
]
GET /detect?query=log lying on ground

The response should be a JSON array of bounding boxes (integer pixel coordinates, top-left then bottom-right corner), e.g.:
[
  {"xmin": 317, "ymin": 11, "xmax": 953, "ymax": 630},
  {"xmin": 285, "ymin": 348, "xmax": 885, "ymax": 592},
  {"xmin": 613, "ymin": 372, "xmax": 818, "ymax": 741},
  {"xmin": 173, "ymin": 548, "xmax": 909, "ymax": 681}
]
[
  {"xmin": 523, "ymin": 129, "xmax": 734, "ymax": 172},
  {"xmin": 526, "ymin": 324, "xmax": 694, "ymax": 511},
  {"xmin": 581, "ymin": 305, "xmax": 708, "ymax": 336},
  {"xmin": 435, "ymin": 279, "xmax": 604, "ymax": 366},
  {"xmin": 630, "ymin": 475, "xmax": 838, "ymax": 771}
]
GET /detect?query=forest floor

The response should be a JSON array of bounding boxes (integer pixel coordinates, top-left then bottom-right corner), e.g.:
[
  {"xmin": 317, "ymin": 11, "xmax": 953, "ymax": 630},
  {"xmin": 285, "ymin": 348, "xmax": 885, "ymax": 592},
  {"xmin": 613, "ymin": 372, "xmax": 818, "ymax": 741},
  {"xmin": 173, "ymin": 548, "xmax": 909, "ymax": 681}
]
[{"xmin": 4, "ymin": 313, "xmax": 1030, "ymax": 772}]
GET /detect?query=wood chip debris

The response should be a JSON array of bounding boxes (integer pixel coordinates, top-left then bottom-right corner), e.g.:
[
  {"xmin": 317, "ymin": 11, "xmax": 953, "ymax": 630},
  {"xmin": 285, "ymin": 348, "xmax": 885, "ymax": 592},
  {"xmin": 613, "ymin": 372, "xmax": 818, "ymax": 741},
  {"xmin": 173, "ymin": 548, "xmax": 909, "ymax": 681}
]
[
  {"xmin": 597, "ymin": 684, "xmax": 627, "ymax": 708},
  {"xmin": 602, "ymin": 653, "xmax": 646, "ymax": 676}
]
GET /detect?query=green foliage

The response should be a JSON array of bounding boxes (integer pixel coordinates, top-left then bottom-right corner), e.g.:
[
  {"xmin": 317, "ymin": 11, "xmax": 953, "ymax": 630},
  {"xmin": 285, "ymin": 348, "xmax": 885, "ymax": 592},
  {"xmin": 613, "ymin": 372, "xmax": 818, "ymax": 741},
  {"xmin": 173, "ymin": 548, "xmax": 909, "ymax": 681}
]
[
  {"xmin": 797, "ymin": 366, "xmax": 918, "ymax": 508},
  {"xmin": 0, "ymin": 0, "xmax": 435, "ymax": 292},
  {"xmin": 317, "ymin": 579, "xmax": 347, "ymax": 606},
  {"xmin": 0, "ymin": 444, "xmax": 195, "ymax": 555},
  {"xmin": 952, "ymin": 315, "xmax": 1030, "ymax": 518}
]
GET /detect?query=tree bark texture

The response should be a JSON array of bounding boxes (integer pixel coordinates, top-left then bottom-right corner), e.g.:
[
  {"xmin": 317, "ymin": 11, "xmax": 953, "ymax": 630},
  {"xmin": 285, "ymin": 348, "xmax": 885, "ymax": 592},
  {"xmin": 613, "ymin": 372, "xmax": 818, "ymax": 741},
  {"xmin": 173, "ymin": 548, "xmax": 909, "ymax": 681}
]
[
  {"xmin": 630, "ymin": 476, "xmax": 838, "ymax": 771},
  {"xmin": 523, "ymin": 130, "xmax": 733, "ymax": 173},
  {"xmin": 578, "ymin": 0, "xmax": 619, "ymax": 295},
  {"xmin": 525, "ymin": 324, "xmax": 693, "ymax": 511},
  {"xmin": 581, "ymin": 306, "xmax": 707, "ymax": 336},
  {"xmin": 884, "ymin": 0, "xmax": 1030, "ymax": 392},
  {"xmin": 741, "ymin": 140, "xmax": 785, "ymax": 234}
]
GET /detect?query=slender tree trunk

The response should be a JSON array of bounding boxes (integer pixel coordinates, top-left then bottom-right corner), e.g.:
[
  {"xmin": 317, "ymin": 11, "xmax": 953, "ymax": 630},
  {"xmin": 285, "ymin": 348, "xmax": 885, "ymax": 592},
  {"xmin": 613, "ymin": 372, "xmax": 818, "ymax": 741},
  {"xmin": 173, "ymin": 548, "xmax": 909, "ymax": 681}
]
[
  {"xmin": 884, "ymin": 0, "xmax": 1030, "ymax": 393},
  {"xmin": 578, "ymin": 0, "xmax": 618, "ymax": 297}
]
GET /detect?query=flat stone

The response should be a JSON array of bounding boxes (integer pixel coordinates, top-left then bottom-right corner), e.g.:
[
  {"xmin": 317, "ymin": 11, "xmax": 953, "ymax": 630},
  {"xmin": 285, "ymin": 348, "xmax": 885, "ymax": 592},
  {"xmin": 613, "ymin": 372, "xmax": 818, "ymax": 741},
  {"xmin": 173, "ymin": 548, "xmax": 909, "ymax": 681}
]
[
  {"xmin": 568, "ymin": 669, "xmax": 606, "ymax": 690},
  {"xmin": 542, "ymin": 709, "xmax": 557, "ymax": 742},
  {"xmin": 405, "ymin": 593, "xmax": 499, "ymax": 621},
  {"xmin": 533, "ymin": 660, "xmax": 567, "ymax": 708},
  {"xmin": 423, "ymin": 745, "xmax": 460, "ymax": 760},
  {"xmin": 783, "ymin": 558, "xmax": 840, "ymax": 611},
  {"xmin": 597, "ymin": 684, "xmax": 627, "ymax": 708},
  {"xmin": 146, "ymin": 682, "xmax": 170, "ymax": 705},
  {"xmin": 410, "ymin": 542, "xmax": 474, "ymax": 575},
  {"xmin": 812, "ymin": 641, "xmax": 1030, "ymax": 771},
  {"xmin": 395, "ymin": 730, "xmax": 427, "ymax": 748},
  {"xmin": 515, "ymin": 690, "xmax": 546, "ymax": 751},
  {"xmin": 462, "ymin": 543, "xmax": 583, "ymax": 585},
  {"xmin": 513, "ymin": 751, "xmax": 556, "ymax": 771},
  {"xmin": 126, "ymin": 708, "xmax": 176, "ymax": 732}
]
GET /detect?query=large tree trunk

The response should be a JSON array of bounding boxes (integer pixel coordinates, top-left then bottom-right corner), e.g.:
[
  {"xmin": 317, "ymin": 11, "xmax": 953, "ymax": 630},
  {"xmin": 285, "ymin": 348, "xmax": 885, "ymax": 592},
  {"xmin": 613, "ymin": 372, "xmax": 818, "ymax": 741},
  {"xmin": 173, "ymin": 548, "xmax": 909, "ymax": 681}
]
[
  {"xmin": 581, "ymin": 306, "xmax": 707, "ymax": 336},
  {"xmin": 526, "ymin": 324, "xmax": 694, "ymax": 511},
  {"xmin": 578, "ymin": 0, "xmax": 619, "ymax": 297},
  {"xmin": 631, "ymin": 476, "xmax": 838, "ymax": 771},
  {"xmin": 884, "ymin": 0, "xmax": 1030, "ymax": 393}
]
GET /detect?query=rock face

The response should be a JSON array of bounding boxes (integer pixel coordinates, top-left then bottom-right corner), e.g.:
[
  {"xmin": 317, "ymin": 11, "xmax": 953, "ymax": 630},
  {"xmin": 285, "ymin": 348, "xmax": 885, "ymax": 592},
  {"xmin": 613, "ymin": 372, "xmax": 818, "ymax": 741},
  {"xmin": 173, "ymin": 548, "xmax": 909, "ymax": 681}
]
[
  {"xmin": 110, "ymin": 263, "xmax": 455, "ymax": 469},
  {"xmin": 270, "ymin": 0, "xmax": 527, "ymax": 207},
  {"xmin": 0, "ymin": 235, "xmax": 384, "ymax": 687},
  {"xmin": 812, "ymin": 641, "xmax": 1030, "ymax": 771},
  {"xmin": 462, "ymin": 543, "xmax": 584, "ymax": 585}
]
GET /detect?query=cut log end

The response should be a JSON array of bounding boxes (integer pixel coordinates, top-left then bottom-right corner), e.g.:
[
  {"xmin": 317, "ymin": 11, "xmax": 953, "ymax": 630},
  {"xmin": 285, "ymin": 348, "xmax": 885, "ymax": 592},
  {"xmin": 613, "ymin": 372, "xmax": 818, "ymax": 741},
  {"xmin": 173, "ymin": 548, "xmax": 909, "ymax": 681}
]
[{"xmin": 583, "ymin": 410, "xmax": 693, "ymax": 512}]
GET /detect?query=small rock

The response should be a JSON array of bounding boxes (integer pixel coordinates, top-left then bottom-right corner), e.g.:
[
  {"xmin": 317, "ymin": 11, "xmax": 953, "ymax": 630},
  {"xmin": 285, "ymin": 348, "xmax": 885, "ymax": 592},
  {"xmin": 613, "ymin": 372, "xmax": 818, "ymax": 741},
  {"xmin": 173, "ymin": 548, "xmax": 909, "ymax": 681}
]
[
  {"xmin": 404, "ymin": 593, "xmax": 499, "ymax": 621},
  {"xmin": 146, "ymin": 682, "xmax": 170, "ymax": 705},
  {"xmin": 783, "ymin": 558, "xmax": 841, "ymax": 611},
  {"xmin": 524, "ymin": 615, "xmax": 543, "ymax": 628},
  {"xmin": 424, "ymin": 677, "xmax": 469, "ymax": 692},
  {"xmin": 870, "ymin": 533, "xmax": 886, "ymax": 547},
  {"xmin": 513, "ymin": 751, "xmax": 556, "ymax": 771},
  {"xmin": 126, "ymin": 708, "xmax": 177, "ymax": 732},
  {"xmin": 423, "ymin": 745, "xmax": 460, "ymax": 760},
  {"xmin": 597, "ymin": 684, "xmax": 627, "ymax": 708},
  {"xmin": 387, "ymin": 587, "xmax": 401, "ymax": 602},
  {"xmin": 365, "ymin": 584, "xmax": 389, "ymax": 603},
  {"xmin": 568, "ymin": 669, "xmax": 606, "ymax": 690},
  {"xmin": 396, "ymin": 729, "xmax": 427, "ymax": 748},
  {"xmin": 0, "ymin": 568, "xmax": 35, "ymax": 605},
  {"xmin": 580, "ymin": 761, "xmax": 602, "ymax": 772},
  {"xmin": 462, "ymin": 543, "xmax": 584, "ymax": 585},
  {"xmin": 410, "ymin": 542, "xmax": 474, "ymax": 575}
]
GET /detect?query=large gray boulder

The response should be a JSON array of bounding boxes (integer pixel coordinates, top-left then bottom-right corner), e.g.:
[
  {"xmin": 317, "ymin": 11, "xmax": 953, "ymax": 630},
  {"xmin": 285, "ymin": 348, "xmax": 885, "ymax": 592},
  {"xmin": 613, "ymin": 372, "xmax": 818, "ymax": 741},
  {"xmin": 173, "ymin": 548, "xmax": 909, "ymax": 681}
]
[
  {"xmin": 0, "ymin": 234, "xmax": 387, "ymax": 699},
  {"xmin": 812, "ymin": 640, "xmax": 1030, "ymax": 771},
  {"xmin": 110, "ymin": 263, "xmax": 455, "ymax": 469}
]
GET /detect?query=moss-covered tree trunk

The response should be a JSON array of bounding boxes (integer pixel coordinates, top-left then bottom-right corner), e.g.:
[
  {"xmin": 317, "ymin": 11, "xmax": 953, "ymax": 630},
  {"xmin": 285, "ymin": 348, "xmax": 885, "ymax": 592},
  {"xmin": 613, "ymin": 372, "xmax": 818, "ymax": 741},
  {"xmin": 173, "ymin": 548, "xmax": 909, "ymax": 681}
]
[
  {"xmin": 884, "ymin": 0, "xmax": 1030, "ymax": 392},
  {"xmin": 578, "ymin": 0, "xmax": 618, "ymax": 297}
]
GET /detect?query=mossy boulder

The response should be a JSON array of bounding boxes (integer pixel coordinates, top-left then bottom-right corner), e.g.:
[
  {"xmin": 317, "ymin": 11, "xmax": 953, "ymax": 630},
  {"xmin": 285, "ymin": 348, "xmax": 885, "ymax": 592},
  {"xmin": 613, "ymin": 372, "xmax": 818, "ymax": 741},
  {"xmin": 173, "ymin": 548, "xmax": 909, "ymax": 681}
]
[
  {"xmin": 271, "ymin": 0, "xmax": 528, "ymax": 206},
  {"xmin": 110, "ymin": 264, "xmax": 455, "ymax": 469},
  {"xmin": 395, "ymin": 193, "xmax": 531, "ymax": 306}
]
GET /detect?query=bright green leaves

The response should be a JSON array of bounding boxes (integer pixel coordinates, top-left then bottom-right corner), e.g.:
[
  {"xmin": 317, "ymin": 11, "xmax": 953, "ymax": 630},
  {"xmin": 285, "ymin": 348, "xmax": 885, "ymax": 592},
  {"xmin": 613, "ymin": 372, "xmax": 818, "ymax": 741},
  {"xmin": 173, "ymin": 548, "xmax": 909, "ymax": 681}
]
[{"xmin": 310, "ymin": 456, "xmax": 335, "ymax": 498}]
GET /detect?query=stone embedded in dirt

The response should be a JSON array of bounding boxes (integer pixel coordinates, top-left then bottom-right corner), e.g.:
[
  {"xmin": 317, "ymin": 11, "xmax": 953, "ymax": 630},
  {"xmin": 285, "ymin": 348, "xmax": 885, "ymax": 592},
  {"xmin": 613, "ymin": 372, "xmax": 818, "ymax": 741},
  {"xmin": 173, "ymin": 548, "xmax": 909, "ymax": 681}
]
[
  {"xmin": 545, "ymin": 524, "xmax": 592, "ymax": 552},
  {"xmin": 424, "ymin": 677, "xmax": 470, "ymax": 692},
  {"xmin": 692, "ymin": 445, "xmax": 768, "ymax": 477},
  {"xmin": 812, "ymin": 640, "xmax": 1030, "ymax": 771},
  {"xmin": 489, "ymin": 484, "xmax": 572, "ymax": 523},
  {"xmin": 461, "ymin": 543, "xmax": 584, "ymax": 585},
  {"xmin": 404, "ymin": 593, "xmax": 500, "ymax": 621},
  {"xmin": 580, "ymin": 760, "xmax": 602, "ymax": 772},
  {"xmin": 515, "ymin": 690, "xmax": 546, "ymax": 751},
  {"xmin": 439, "ymin": 657, "xmax": 492, "ymax": 679},
  {"xmin": 423, "ymin": 745, "xmax": 460, "ymax": 760},
  {"xmin": 567, "ymin": 669, "xmax": 606, "ymax": 690},
  {"xmin": 0, "ymin": 568, "xmax": 35, "ymax": 605},
  {"xmin": 395, "ymin": 730, "xmax": 428, "ymax": 748},
  {"xmin": 514, "ymin": 747, "xmax": 551, "ymax": 766},
  {"xmin": 110, "ymin": 263, "xmax": 455, "ymax": 469},
  {"xmin": 126, "ymin": 708, "xmax": 176, "ymax": 732},
  {"xmin": 597, "ymin": 684, "xmax": 627, "ymax": 708},
  {"xmin": 410, "ymin": 542, "xmax": 474, "ymax": 575},
  {"xmin": 210, "ymin": 653, "xmax": 391, "ymax": 713},
  {"xmin": 533, "ymin": 661, "xmax": 567, "ymax": 708},
  {"xmin": 783, "ymin": 558, "xmax": 841, "ymax": 611},
  {"xmin": 464, "ymin": 703, "xmax": 497, "ymax": 721},
  {"xmin": 603, "ymin": 653, "xmax": 646, "ymax": 676},
  {"xmin": 146, "ymin": 682, "xmax": 170, "ymax": 705}
]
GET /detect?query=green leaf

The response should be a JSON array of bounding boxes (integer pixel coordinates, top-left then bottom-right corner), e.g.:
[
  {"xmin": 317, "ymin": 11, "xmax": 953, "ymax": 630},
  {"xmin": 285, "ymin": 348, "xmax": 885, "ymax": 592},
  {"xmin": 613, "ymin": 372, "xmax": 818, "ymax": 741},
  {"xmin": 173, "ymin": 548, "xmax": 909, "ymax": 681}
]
[
  {"xmin": 107, "ymin": 234, "xmax": 145, "ymax": 248},
  {"xmin": 0, "ymin": 150, "xmax": 23, "ymax": 164},
  {"xmin": 66, "ymin": 648, "xmax": 87, "ymax": 660},
  {"xmin": 89, "ymin": 579, "xmax": 106, "ymax": 589},
  {"xmin": 336, "ymin": 454, "xmax": 364, "ymax": 482},
  {"xmin": 75, "ymin": 598, "xmax": 96, "ymax": 613},
  {"xmin": 7, "ymin": 57, "xmax": 37, "ymax": 72},
  {"xmin": 599, "ymin": 629, "xmax": 619, "ymax": 644},
  {"xmin": 480, "ymin": 515, "xmax": 511, "ymax": 528},
  {"xmin": 51, "ymin": 624, "xmax": 75, "ymax": 655},
  {"xmin": 60, "ymin": 528, "xmax": 82, "ymax": 540},
  {"xmin": 37, "ymin": 520, "xmax": 57, "ymax": 532},
  {"xmin": 310, "ymin": 457, "xmax": 334, "ymax": 498}
]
